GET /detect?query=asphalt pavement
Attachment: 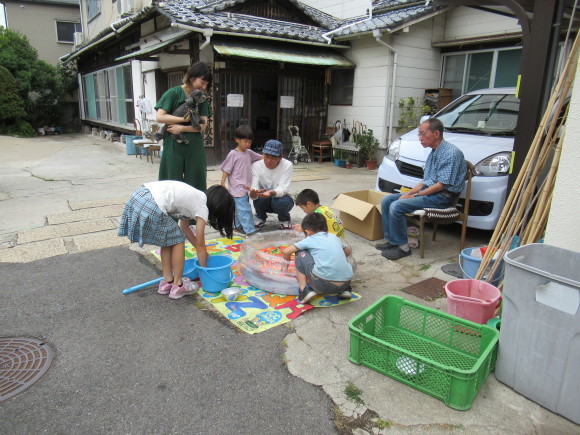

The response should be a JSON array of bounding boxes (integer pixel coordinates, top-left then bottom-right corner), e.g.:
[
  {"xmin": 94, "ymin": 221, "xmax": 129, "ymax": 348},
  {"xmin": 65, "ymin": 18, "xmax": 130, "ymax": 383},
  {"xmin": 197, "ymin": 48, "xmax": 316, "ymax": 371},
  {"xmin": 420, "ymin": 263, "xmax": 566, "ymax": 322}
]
[{"xmin": 0, "ymin": 246, "xmax": 336, "ymax": 433}]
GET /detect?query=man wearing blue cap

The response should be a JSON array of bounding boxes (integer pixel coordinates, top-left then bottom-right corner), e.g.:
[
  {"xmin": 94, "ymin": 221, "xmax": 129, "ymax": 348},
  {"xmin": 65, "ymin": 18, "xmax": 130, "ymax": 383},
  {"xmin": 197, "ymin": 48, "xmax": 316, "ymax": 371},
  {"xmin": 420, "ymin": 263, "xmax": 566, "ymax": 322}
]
[{"xmin": 246, "ymin": 139, "xmax": 294, "ymax": 230}]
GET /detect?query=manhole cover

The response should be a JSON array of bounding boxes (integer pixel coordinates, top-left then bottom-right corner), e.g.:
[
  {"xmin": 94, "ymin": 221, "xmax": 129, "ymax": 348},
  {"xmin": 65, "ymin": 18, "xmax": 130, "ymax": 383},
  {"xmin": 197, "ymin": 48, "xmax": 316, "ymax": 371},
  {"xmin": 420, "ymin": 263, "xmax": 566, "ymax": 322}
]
[{"xmin": 0, "ymin": 337, "xmax": 54, "ymax": 403}]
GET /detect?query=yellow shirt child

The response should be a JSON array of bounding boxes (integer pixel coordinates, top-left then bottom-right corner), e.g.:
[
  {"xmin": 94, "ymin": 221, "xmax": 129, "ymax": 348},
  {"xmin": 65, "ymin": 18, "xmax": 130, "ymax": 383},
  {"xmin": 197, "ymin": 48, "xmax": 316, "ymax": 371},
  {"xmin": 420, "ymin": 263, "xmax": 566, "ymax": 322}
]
[{"xmin": 294, "ymin": 189, "xmax": 344, "ymax": 239}]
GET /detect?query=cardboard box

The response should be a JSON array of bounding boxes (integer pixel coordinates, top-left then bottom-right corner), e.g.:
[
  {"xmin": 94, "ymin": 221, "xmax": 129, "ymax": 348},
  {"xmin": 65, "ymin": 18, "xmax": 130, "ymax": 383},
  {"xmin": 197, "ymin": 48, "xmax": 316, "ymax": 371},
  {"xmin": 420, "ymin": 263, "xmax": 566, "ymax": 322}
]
[{"xmin": 331, "ymin": 190, "xmax": 390, "ymax": 241}]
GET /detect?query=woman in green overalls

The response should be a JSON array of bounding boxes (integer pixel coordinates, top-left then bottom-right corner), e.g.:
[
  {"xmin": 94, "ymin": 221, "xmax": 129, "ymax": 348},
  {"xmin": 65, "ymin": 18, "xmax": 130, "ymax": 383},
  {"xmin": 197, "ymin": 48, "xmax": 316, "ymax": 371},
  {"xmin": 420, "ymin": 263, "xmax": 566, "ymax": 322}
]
[{"xmin": 155, "ymin": 62, "xmax": 212, "ymax": 191}]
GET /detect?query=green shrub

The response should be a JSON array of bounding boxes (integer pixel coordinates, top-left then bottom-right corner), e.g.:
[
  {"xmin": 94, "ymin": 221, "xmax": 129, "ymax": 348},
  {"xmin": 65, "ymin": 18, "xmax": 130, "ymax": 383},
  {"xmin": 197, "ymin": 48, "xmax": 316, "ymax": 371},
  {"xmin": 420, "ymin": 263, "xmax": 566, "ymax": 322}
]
[
  {"xmin": 1, "ymin": 120, "xmax": 36, "ymax": 137},
  {"xmin": 0, "ymin": 65, "xmax": 35, "ymax": 136},
  {"xmin": 0, "ymin": 28, "xmax": 38, "ymax": 100},
  {"xmin": 0, "ymin": 28, "xmax": 74, "ymax": 134},
  {"xmin": 0, "ymin": 66, "xmax": 26, "ymax": 120}
]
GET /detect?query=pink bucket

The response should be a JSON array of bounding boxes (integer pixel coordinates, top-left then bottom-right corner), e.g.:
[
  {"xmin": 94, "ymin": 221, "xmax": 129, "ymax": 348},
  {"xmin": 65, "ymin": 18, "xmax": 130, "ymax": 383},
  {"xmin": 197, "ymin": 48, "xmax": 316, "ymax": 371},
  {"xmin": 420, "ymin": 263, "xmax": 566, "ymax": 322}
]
[{"xmin": 445, "ymin": 279, "xmax": 502, "ymax": 324}]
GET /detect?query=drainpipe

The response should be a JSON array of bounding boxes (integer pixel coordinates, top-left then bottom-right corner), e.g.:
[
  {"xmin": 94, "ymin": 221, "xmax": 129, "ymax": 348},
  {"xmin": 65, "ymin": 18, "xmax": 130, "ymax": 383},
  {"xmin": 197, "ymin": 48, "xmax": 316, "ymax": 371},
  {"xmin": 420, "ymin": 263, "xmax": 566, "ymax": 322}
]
[
  {"xmin": 199, "ymin": 28, "xmax": 214, "ymax": 51},
  {"xmin": 322, "ymin": 7, "xmax": 373, "ymax": 44},
  {"xmin": 373, "ymin": 29, "xmax": 398, "ymax": 146}
]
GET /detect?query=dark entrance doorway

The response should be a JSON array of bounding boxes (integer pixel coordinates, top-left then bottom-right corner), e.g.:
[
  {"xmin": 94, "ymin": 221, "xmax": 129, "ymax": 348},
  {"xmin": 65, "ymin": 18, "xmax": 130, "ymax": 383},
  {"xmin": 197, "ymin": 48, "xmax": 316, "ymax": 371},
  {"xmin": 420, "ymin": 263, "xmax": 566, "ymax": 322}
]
[
  {"xmin": 251, "ymin": 73, "xmax": 278, "ymax": 150},
  {"xmin": 212, "ymin": 63, "xmax": 326, "ymax": 165}
]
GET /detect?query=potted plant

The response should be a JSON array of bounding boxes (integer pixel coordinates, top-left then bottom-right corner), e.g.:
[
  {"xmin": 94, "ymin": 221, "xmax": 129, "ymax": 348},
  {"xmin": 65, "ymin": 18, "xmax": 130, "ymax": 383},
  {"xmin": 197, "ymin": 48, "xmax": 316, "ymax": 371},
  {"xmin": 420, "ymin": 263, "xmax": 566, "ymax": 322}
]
[{"xmin": 357, "ymin": 129, "xmax": 380, "ymax": 170}]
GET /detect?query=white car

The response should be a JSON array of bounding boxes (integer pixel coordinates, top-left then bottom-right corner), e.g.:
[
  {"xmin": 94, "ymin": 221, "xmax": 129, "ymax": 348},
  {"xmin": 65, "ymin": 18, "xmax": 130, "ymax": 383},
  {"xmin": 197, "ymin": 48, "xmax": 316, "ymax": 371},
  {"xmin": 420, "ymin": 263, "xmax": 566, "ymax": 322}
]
[{"xmin": 376, "ymin": 87, "xmax": 519, "ymax": 230}]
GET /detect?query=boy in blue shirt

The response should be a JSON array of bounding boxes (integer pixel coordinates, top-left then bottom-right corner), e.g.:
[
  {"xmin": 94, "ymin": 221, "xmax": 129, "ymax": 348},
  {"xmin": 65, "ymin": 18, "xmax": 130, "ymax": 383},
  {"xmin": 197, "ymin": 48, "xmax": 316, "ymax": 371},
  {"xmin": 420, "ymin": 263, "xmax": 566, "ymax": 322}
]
[{"xmin": 282, "ymin": 213, "xmax": 353, "ymax": 304}]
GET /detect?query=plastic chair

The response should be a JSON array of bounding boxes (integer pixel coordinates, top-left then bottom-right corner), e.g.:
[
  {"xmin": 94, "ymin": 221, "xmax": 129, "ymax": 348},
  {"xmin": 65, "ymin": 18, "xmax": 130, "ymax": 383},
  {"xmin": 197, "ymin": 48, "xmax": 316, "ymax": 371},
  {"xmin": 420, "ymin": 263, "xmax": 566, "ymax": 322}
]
[{"xmin": 405, "ymin": 161, "xmax": 474, "ymax": 258}]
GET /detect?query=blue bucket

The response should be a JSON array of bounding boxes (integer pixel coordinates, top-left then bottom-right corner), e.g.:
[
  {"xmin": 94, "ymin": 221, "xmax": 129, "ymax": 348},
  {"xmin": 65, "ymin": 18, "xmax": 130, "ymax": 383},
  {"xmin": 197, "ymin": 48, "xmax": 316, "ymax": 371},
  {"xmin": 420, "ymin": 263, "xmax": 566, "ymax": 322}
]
[
  {"xmin": 183, "ymin": 258, "xmax": 199, "ymax": 280},
  {"xmin": 459, "ymin": 247, "xmax": 503, "ymax": 286},
  {"xmin": 124, "ymin": 135, "xmax": 142, "ymax": 155},
  {"xmin": 193, "ymin": 255, "xmax": 234, "ymax": 293}
]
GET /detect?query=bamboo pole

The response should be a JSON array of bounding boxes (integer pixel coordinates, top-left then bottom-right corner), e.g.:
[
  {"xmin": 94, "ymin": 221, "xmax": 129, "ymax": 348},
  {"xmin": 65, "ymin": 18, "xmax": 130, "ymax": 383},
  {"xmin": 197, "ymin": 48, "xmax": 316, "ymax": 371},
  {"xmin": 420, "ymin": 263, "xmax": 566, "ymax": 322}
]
[
  {"xmin": 521, "ymin": 127, "xmax": 564, "ymax": 243},
  {"xmin": 483, "ymin": 176, "xmax": 548, "ymax": 282},
  {"xmin": 475, "ymin": 32, "xmax": 580, "ymax": 282}
]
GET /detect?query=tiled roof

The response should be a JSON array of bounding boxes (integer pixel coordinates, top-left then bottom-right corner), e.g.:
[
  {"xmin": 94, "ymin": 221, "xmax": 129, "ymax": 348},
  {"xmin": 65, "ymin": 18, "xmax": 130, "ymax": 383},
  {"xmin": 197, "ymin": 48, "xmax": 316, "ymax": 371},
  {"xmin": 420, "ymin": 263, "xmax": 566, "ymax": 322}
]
[
  {"xmin": 63, "ymin": 0, "xmax": 442, "ymax": 61},
  {"xmin": 156, "ymin": 0, "xmax": 440, "ymax": 42},
  {"xmin": 176, "ymin": 0, "xmax": 340, "ymax": 28},
  {"xmin": 331, "ymin": 1, "xmax": 442, "ymax": 38},
  {"xmin": 158, "ymin": 0, "xmax": 338, "ymax": 44}
]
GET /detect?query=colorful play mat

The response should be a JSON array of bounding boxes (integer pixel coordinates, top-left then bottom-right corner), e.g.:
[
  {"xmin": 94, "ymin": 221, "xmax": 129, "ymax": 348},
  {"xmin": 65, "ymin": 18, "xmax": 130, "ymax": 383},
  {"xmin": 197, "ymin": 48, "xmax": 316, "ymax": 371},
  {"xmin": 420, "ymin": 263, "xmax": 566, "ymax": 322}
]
[{"xmin": 152, "ymin": 236, "xmax": 360, "ymax": 334}]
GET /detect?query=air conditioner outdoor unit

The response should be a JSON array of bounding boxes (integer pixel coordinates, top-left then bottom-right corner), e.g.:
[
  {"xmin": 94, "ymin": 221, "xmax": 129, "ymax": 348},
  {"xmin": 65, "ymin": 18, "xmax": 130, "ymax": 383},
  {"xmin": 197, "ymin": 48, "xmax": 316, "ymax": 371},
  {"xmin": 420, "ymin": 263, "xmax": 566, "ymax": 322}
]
[
  {"xmin": 73, "ymin": 32, "xmax": 84, "ymax": 46},
  {"xmin": 118, "ymin": 0, "xmax": 133, "ymax": 16}
]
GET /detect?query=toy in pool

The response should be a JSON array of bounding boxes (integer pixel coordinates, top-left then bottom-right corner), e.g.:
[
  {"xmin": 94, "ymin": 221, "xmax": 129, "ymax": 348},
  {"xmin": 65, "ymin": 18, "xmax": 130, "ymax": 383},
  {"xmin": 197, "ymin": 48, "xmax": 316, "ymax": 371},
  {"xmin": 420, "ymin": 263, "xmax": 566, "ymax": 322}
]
[
  {"xmin": 238, "ymin": 230, "xmax": 358, "ymax": 296},
  {"xmin": 238, "ymin": 230, "xmax": 304, "ymax": 295}
]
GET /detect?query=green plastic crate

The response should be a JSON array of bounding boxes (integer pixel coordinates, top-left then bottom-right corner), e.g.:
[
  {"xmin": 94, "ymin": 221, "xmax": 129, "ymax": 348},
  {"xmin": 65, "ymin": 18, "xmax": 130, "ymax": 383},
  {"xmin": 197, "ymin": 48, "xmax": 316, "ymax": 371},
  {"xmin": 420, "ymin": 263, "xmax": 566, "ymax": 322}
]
[{"xmin": 348, "ymin": 295, "xmax": 499, "ymax": 410}]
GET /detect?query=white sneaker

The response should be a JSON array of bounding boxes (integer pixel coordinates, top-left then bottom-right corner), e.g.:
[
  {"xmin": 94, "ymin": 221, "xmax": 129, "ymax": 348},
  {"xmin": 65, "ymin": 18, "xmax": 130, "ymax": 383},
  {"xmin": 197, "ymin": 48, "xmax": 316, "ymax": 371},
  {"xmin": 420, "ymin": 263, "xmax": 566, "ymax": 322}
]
[
  {"xmin": 338, "ymin": 290, "xmax": 353, "ymax": 299},
  {"xmin": 254, "ymin": 218, "xmax": 265, "ymax": 228},
  {"xmin": 297, "ymin": 287, "xmax": 317, "ymax": 304}
]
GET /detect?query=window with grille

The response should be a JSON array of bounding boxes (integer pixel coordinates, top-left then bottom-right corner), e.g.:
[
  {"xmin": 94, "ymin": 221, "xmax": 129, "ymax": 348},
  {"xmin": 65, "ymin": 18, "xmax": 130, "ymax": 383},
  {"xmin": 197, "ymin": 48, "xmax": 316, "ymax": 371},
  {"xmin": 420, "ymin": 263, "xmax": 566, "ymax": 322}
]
[{"xmin": 167, "ymin": 71, "xmax": 184, "ymax": 88}]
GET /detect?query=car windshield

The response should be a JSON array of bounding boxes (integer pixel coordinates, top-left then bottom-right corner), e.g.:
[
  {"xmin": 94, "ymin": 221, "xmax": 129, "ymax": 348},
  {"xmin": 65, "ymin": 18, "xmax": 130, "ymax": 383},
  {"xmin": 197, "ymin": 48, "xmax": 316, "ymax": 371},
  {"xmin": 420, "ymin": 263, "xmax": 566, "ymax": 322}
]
[{"xmin": 437, "ymin": 93, "xmax": 519, "ymax": 136}]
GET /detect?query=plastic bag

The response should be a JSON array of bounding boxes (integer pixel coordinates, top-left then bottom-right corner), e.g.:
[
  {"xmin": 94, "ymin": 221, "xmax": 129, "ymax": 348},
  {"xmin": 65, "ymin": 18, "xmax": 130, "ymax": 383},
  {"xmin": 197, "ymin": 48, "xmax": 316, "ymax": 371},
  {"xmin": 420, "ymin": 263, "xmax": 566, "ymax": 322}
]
[{"xmin": 342, "ymin": 127, "xmax": 351, "ymax": 142}]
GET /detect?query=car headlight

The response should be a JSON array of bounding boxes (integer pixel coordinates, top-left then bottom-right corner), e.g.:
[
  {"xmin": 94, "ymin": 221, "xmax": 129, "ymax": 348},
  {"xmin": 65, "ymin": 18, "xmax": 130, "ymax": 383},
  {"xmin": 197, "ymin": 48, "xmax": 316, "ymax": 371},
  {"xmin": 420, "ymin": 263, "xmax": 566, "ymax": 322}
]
[
  {"xmin": 386, "ymin": 138, "xmax": 401, "ymax": 161},
  {"xmin": 475, "ymin": 152, "xmax": 511, "ymax": 176}
]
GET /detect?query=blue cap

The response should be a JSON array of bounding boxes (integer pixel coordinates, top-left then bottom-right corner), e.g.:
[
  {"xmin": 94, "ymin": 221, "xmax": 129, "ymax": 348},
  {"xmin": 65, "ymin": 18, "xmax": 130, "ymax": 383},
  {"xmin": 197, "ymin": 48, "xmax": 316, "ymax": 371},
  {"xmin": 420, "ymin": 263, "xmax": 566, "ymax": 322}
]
[{"xmin": 262, "ymin": 139, "xmax": 283, "ymax": 157}]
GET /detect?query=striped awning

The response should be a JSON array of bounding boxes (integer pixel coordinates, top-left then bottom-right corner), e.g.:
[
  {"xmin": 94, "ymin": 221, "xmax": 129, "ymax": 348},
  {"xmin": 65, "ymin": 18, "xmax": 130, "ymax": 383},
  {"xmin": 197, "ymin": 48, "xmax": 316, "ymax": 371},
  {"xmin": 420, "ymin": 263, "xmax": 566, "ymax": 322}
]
[{"xmin": 212, "ymin": 38, "xmax": 354, "ymax": 67}]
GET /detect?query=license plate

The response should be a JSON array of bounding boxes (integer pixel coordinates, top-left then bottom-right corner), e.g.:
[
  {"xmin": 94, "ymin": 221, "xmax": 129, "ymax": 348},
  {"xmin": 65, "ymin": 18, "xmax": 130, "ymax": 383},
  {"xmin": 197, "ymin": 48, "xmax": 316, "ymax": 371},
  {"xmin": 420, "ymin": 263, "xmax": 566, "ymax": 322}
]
[{"xmin": 400, "ymin": 186, "xmax": 412, "ymax": 193}]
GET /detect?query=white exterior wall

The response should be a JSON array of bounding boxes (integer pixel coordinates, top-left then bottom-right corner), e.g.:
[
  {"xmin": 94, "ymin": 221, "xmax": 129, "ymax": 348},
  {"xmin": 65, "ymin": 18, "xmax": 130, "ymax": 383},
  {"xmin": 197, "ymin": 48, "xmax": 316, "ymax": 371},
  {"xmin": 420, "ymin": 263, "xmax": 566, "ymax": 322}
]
[
  {"xmin": 300, "ymin": 0, "xmax": 371, "ymax": 19},
  {"xmin": 329, "ymin": 37, "xmax": 389, "ymax": 148},
  {"xmin": 443, "ymin": 7, "xmax": 520, "ymax": 41},
  {"xmin": 133, "ymin": 60, "xmax": 159, "ymax": 128},
  {"xmin": 543, "ymin": 57, "xmax": 580, "ymax": 252},
  {"xmin": 83, "ymin": 0, "xmax": 152, "ymax": 41},
  {"xmin": 158, "ymin": 54, "xmax": 190, "ymax": 71},
  {"xmin": 327, "ymin": 19, "xmax": 442, "ymax": 148}
]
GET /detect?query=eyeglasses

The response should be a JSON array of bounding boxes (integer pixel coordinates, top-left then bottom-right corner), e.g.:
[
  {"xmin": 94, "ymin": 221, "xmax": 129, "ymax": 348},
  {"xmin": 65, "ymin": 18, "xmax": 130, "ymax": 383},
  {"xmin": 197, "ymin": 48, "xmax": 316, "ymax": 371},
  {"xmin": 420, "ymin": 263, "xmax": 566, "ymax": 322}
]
[{"xmin": 417, "ymin": 131, "xmax": 432, "ymax": 137}]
